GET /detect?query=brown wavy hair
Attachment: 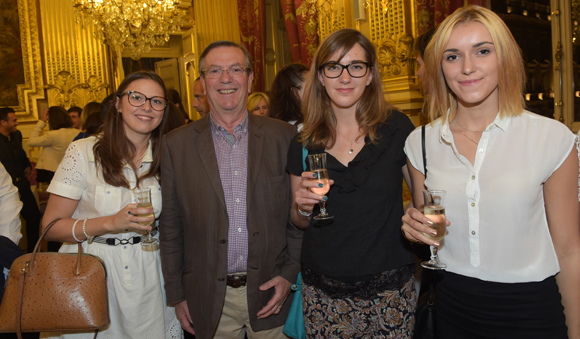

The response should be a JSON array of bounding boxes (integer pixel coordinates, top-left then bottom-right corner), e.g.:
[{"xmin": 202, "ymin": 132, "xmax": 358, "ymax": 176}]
[
  {"xmin": 48, "ymin": 106, "xmax": 73, "ymax": 130},
  {"xmin": 93, "ymin": 71, "xmax": 168, "ymax": 189},
  {"xmin": 300, "ymin": 28, "xmax": 393, "ymax": 149}
]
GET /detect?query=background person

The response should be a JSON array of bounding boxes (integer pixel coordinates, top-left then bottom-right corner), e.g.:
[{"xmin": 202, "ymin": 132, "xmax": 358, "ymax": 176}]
[
  {"xmin": 402, "ymin": 6, "xmax": 580, "ymax": 338},
  {"xmin": 73, "ymin": 101, "xmax": 102, "ymax": 141},
  {"xmin": 269, "ymin": 63, "xmax": 309, "ymax": 131},
  {"xmin": 28, "ymin": 106, "xmax": 79, "ymax": 184},
  {"xmin": 40, "ymin": 71, "xmax": 182, "ymax": 339},
  {"xmin": 192, "ymin": 77, "xmax": 210, "ymax": 117},
  {"xmin": 0, "ymin": 107, "xmax": 41, "ymax": 253},
  {"xmin": 247, "ymin": 92, "xmax": 269, "ymax": 117},
  {"xmin": 67, "ymin": 106, "xmax": 83, "ymax": 130},
  {"xmin": 287, "ymin": 28, "xmax": 417, "ymax": 338}
]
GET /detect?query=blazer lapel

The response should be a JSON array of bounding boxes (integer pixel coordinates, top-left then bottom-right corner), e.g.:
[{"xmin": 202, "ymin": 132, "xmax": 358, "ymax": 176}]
[
  {"xmin": 246, "ymin": 114, "xmax": 264, "ymax": 214},
  {"xmin": 195, "ymin": 119, "xmax": 227, "ymax": 212}
]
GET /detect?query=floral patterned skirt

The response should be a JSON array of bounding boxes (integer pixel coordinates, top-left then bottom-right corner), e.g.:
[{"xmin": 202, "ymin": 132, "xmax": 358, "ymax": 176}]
[{"xmin": 302, "ymin": 265, "xmax": 417, "ymax": 339}]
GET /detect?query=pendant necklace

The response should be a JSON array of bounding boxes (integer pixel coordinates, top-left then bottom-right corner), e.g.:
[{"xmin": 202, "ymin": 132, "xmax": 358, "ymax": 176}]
[
  {"xmin": 336, "ymin": 131, "xmax": 357, "ymax": 155},
  {"xmin": 453, "ymin": 120, "xmax": 480, "ymax": 145}
]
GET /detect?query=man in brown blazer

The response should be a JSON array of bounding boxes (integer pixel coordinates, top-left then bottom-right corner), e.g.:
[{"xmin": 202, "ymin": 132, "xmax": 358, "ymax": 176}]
[{"xmin": 160, "ymin": 41, "xmax": 302, "ymax": 339}]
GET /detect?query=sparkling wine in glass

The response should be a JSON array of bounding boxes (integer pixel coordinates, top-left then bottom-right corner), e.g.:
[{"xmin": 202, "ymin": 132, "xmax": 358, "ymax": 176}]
[
  {"xmin": 421, "ymin": 190, "xmax": 447, "ymax": 270},
  {"xmin": 307, "ymin": 153, "xmax": 333, "ymax": 220},
  {"xmin": 133, "ymin": 188, "xmax": 157, "ymax": 247}
]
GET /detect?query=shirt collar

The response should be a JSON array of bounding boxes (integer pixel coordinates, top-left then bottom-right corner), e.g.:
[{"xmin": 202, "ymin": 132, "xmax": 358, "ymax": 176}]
[{"xmin": 209, "ymin": 111, "xmax": 249, "ymax": 138}]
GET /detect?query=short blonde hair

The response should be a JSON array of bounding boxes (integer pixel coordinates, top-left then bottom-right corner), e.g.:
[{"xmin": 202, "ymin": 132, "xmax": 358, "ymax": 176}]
[
  {"xmin": 247, "ymin": 92, "xmax": 269, "ymax": 114},
  {"xmin": 424, "ymin": 5, "xmax": 525, "ymax": 123}
]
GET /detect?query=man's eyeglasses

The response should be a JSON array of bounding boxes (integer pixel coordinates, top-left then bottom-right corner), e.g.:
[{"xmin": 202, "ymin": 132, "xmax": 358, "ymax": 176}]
[
  {"xmin": 320, "ymin": 61, "xmax": 370, "ymax": 78},
  {"xmin": 201, "ymin": 65, "xmax": 251, "ymax": 79},
  {"xmin": 120, "ymin": 91, "xmax": 167, "ymax": 111}
]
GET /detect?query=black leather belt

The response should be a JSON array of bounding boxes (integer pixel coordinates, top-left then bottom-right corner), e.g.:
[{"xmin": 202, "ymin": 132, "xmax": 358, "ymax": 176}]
[
  {"xmin": 92, "ymin": 228, "xmax": 158, "ymax": 246},
  {"xmin": 227, "ymin": 274, "xmax": 247, "ymax": 288}
]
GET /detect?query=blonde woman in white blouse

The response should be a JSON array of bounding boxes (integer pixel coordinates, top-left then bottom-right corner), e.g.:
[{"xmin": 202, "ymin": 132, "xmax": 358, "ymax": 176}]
[{"xmin": 401, "ymin": 6, "xmax": 579, "ymax": 339}]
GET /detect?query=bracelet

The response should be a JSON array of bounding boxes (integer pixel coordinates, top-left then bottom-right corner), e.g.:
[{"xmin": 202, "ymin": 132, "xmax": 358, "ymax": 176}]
[
  {"xmin": 82, "ymin": 219, "xmax": 94, "ymax": 243},
  {"xmin": 71, "ymin": 219, "xmax": 82, "ymax": 243},
  {"xmin": 297, "ymin": 205, "xmax": 313, "ymax": 219}
]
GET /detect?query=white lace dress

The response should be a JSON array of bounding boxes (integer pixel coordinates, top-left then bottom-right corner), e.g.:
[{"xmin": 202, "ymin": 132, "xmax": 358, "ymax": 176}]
[{"xmin": 41, "ymin": 137, "xmax": 183, "ymax": 339}]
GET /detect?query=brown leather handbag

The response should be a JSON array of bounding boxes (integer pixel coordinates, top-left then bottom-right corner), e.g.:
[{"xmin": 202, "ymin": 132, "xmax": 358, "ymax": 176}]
[{"xmin": 0, "ymin": 219, "xmax": 110, "ymax": 339}]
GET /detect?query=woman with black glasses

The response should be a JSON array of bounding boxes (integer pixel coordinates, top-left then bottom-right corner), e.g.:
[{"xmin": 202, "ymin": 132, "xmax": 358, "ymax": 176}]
[
  {"xmin": 286, "ymin": 28, "xmax": 417, "ymax": 338},
  {"xmin": 40, "ymin": 71, "xmax": 183, "ymax": 339}
]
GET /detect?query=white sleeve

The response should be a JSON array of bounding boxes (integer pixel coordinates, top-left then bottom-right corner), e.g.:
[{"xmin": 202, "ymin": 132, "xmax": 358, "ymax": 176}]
[
  {"xmin": 47, "ymin": 141, "xmax": 88, "ymax": 200},
  {"xmin": 0, "ymin": 163, "xmax": 23, "ymax": 245},
  {"xmin": 26, "ymin": 120, "xmax": 53, "ymax": 147}
]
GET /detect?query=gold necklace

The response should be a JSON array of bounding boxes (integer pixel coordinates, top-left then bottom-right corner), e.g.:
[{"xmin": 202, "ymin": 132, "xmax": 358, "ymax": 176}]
[
  {"xmin": 453, "ymin": 118, "xmax": 484, "ymax": 134},
  {"xmin": 336, "ymin": 130, "xmax": 359, "ymax": 155},
  {"xmin": 133, "ymin": 149, "xmax": 147, "ymax": 163}
]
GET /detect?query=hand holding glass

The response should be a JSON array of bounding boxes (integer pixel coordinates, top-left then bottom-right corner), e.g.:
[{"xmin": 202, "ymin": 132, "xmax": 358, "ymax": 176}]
[
  {"xmin": 307, "ymin": 153, "xmax": 333, "ymax": 220},
  {"xmin": 133, "ymin": 188, "xmax": 157, "ymax": 246},
  {"xmin": 421, "ymin": 190, "xmax": 447, "ymax": 270}
]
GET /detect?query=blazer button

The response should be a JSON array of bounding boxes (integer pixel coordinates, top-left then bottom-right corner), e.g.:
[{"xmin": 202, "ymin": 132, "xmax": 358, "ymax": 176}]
[
  {"xmin": 218, "ymin": 278, "xmax": 225, "ymax": 282},
  {"xmin": 219, "ymin": 239, "xmax": 227, "ymax": 244},
  {"xmin": 253, "ymin": 232, "xmax": 259, "ymax": 236}
]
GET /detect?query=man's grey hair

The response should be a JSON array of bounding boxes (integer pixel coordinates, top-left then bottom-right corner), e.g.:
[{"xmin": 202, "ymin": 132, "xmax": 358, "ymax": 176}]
[{"xmin": 199, "ymin": 41, "xmax": 253, "ymax": 77}]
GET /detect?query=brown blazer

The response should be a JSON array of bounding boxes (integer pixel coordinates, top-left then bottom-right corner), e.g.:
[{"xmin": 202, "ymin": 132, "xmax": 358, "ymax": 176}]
[{"xmin": 159, "ymin": 113, "xmax": 302, "ymax": 339}]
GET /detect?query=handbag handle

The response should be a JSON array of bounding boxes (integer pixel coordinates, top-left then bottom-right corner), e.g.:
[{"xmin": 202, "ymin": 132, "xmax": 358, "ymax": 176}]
[{"xmin": 25, "ymin": 218, "xmax": 84, "ymax": 276}]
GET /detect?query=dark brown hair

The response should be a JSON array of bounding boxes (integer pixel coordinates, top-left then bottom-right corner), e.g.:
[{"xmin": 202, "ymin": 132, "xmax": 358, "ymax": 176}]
[
  {"xmin": 93, "ymin": 71, "xmax": 168, "ymax": 189},
  {"xmin": 48, "ymin": 106, "xmax": 73, "ymax": 130},
  {"xmin": 300, "ymin": 28, "xmax": 393, "ymax": 149},
  {"xmin": 269, "ymin": 63, "xmax": 309, "ymax": 123}
]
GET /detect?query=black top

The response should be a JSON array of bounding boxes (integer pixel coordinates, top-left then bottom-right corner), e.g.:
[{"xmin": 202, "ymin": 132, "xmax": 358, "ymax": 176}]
[
  {"xmin": 286, "ymin": 110, "xmax": 415, "ymax": 281},
  {"xmin": 0, "ymin": 130, "xmax": 31, "ymax": 183}
]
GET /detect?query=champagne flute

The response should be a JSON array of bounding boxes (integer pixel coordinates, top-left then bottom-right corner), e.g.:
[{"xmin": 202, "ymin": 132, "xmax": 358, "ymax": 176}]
[
  {"xmin": 421, "ymin": 190, "xmax": 447, "ymax": 270},
  {"xmin": 307, "ymin": 153, "xmax": 333, "ymax": 220},
  {"xmin": 133, "ymin": 188, "xmax": 157, "ymax": 246}
]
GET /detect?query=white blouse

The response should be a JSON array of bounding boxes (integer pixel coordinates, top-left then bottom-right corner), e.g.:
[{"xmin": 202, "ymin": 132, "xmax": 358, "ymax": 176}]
[
  {"xmin": 27, "ymin": 120, "xmax": 80, "ymax": 172},
  {"xmin": 405, "ymin": 110, "xmax": 575, "ymax": 283}
]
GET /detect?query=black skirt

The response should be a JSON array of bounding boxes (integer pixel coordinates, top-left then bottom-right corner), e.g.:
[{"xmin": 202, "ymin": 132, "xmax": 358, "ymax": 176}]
[{"xmin": 435, "ymin": 271, "xmax": 567, "ymax": 339}]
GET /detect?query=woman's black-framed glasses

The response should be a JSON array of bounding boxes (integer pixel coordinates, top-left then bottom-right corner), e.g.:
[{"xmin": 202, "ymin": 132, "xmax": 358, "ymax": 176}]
[
  {"xmin": 320, "ymin": 61, "xmax": 370, "ymax": 78},
  {"xmin": 121, "ymin": 91, "xmax": 167, "ymax": 111}
]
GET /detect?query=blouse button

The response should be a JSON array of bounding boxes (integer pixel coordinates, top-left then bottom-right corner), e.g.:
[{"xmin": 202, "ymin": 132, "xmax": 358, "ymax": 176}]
[
  {"xmin": 471, "ymin": 202, "xmax": 475, "ymax": 207},
  {"xmin": 471, "ymin": 175, "xmax": 475, "ymax": 180},
  {"xmin": 106, "ymin": 190, "xmax": 110, "ymax": 194},
  {"xmin": 471, "ymin": 231, "xmax": 476, "ymax": 235}
]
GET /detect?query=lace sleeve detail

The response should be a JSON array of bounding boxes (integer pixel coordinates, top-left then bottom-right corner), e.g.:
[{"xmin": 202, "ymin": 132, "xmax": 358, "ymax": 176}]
[
  {"xmin": 47, "ymin": 141, "xmax": 88, "ymax": 199},
  {"xmin": 576, "ymin": 131, "xmax": 580, "ymax": 202}
]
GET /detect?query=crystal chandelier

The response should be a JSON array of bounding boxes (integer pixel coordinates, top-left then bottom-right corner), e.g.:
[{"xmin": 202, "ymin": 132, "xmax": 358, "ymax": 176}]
[{"xmin": 73, "ymin": 0, "xmax": 191, "ymax": 60}]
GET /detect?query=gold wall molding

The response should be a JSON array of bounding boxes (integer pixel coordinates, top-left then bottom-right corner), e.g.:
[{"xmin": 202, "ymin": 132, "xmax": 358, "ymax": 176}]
[
  {"xmin": 375, "ymin": 33, "xmax": 414, "ymax": 78},
  {"xmin": 194, "ymin": 0, "xmax": 241, "ymax": 58},
  {"xmin": 40, "ymin": 0, "xmax": 112, "ymax": 108},
  {"xmin": 44, "ymin": 70, "xmax": 108, "ymax": 108},
  {"xmin": 11, "ymin": 0, "xmax": 45, "ymax": 121}
]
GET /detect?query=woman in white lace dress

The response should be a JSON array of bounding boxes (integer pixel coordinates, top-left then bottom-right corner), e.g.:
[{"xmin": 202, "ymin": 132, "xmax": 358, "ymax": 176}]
[{"xmin": 40, "ymin": 71, "xmax": 183, "ymax": 339}]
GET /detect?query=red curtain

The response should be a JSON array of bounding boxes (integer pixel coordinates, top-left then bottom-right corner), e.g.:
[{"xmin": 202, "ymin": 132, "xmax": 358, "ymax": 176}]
[
  {"xmin": 416, "ymin": 0, "xmax": 488, "ymax": 35},
  {"xmin": 279, "ymin": 0, "xmax": 319, "ymax": 67},
  {"xmin": 238, "ymin": 0, "xmax": 267, "ymax": 91}
]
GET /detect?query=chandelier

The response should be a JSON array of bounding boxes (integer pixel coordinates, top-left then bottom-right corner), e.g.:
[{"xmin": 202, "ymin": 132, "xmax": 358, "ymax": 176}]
[{"xmin": 73, "ymin": 0, "xmax": 191, "ymax": 60}]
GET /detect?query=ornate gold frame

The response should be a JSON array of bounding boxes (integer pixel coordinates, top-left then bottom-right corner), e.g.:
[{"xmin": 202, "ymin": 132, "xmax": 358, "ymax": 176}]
[{"xmin": 14, "ymin": 0, "xmax": 45, "ymax": 121}]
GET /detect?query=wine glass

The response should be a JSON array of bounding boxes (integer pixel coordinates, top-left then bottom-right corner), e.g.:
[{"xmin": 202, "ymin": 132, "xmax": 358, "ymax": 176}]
[
  {"xmin": 421, "ymin": 190, "xmax": 447, "ymax": 270},
  {"xmin": 133, "ymin": 188, "xmax": 157, "ymax": 246},
  {"xmin": 307, "ymin": 153, "xmax": 333, "ymax": 220}
]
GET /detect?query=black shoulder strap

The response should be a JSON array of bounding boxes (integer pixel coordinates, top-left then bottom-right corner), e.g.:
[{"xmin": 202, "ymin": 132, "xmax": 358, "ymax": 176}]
[{"xmin": 422, "ymin": 125, "xmax": 427, "ymax": 179}]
